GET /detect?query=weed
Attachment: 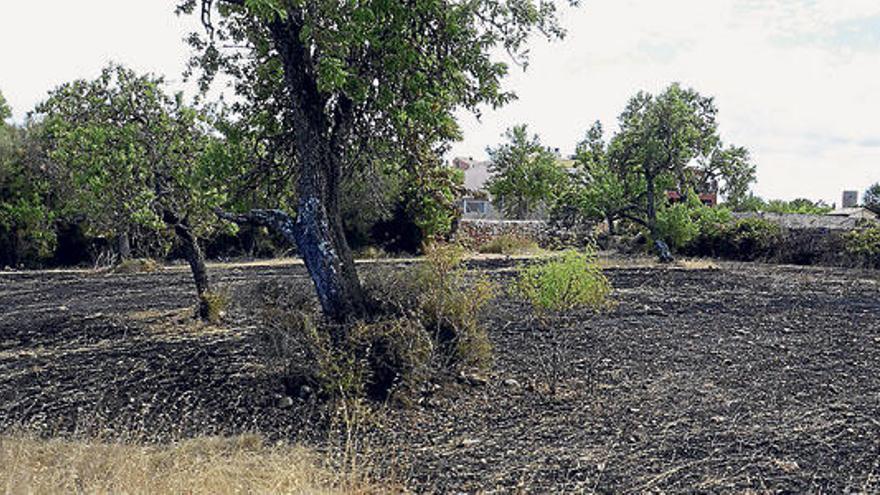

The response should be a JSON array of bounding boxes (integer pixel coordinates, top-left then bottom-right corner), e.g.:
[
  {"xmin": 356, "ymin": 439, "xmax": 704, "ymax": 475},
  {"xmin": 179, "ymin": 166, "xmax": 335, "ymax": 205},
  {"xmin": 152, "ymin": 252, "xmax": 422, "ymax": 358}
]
[
  {"xmin": 111, "ymin": 258, "xmax": 161, "ymax": 274},
  {"xmin": 200, "ymin": 290, "xmax": 229, "ymax": 323}
]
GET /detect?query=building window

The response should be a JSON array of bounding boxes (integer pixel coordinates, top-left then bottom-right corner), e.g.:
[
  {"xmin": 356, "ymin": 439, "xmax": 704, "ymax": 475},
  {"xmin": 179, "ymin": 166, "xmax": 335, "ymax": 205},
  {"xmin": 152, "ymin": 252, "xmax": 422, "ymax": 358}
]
[{"xmin": 464, "ymin": 200, "xmax": 487, "ymax": 214}]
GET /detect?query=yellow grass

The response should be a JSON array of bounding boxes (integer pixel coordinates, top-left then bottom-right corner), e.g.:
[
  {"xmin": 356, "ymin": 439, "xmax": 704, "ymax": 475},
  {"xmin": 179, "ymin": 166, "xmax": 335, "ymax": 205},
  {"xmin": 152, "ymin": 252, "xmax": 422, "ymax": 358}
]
[{"xmin": 0, "ymin": 434, "xmax": 371, "ymax": 495}]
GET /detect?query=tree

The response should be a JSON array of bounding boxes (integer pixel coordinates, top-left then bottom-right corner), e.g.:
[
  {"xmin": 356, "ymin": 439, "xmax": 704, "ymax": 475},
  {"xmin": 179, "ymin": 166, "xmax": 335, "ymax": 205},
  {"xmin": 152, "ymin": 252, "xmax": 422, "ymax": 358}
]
[
  {"xmin": 557, "ymin": 121, "xmax": 645, "ymax": 233},
  {"xmin": 36, "ymin": 65, "xmax": 225, "ymax": 318},
  {"xmin": 865, "ymin": 183, "xmax": 880, "ymax": 214},
  {"xmin": 702, "ymin": 144, "xmax": 756, "ymax": 210},
  {"xmin": 486, "ymin": 125, "xmax": 567, "ymax": 219},
  {"xmin": 0, "ymin": 92, "xmax": 57, "ymax": 267},
  {"xmin": 179, "ymin": 0, "xmax": 573, "ymax": 321},
  {"xmin": 614, "ymin": 83, "xmax": 718, "ymax": 237}
]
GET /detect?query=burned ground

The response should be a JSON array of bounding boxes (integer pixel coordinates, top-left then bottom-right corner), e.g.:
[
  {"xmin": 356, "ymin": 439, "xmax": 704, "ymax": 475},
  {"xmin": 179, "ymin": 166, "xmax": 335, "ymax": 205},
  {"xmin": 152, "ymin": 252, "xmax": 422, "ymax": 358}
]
[{"xmin": 1, "ymin": 259, "xmax": 878, "ymax": 493}]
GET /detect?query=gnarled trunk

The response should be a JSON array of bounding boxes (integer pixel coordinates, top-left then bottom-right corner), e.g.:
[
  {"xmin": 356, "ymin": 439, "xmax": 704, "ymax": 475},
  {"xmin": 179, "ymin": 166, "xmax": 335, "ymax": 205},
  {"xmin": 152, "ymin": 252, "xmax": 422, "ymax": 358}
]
[{"xmin": 270, "ymin": 16, "xmax": 367, "ymax": 323}]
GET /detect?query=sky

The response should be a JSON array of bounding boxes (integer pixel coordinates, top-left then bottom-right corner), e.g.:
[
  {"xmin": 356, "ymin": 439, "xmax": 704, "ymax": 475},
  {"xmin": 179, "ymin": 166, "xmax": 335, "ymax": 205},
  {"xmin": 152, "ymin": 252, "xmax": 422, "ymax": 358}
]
[{"xmin": 2, "ymin": 0, "xmax": 878, "ymax": 206}]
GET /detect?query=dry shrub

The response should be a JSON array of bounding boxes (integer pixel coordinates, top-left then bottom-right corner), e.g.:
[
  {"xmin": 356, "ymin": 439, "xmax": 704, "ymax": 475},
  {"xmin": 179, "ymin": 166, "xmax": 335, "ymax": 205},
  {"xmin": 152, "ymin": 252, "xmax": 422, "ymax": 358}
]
[
  {"xmin": 257, "ymin": 244, "xmax": 495, "ymax": 403},
  {"xmin": 111, "ymin": 258, "xmax": 161, "ymax": 274},
  {"xmin": 0, "ymin": 434, "xmax": 368, "ymax": 494},
  {"xmin": 200, "ymin": 289, "xmax": 230, "ymax": 323},
  {"xmin": 478, "ymin": 234, "xmax": 540, "ymax": 255}
]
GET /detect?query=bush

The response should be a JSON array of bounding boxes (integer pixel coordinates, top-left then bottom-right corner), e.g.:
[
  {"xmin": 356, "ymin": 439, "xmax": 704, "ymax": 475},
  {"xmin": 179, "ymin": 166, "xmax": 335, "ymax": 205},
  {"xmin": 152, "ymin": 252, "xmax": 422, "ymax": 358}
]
[
  {"xmin": 371, "ymin": 243, "xmax": 495, "ymax": 370},
  {"xmin": 843, "ymin": 226, "xmax": 880, "ymax": 267},
  {"xmin": 515, "ymin": 249, "xmax": 612, "ymax": 314},
  {"xmin": 200, "ymin": 290, "xmax": 230, "ymax": 324},
  {"xmin": 725, "ymin": 217, "xmax": 782, "ymax": 261},
  {"xmin": 477, "ymin": 234, "xmax": 540, "ymax": 255},
  {"xmin": 257, "ymin": 244, "xmax": 495, "ymax": 403},
  {"xmin": 655, "ymin": 202, "xmax": 699, "ymax": 250}
]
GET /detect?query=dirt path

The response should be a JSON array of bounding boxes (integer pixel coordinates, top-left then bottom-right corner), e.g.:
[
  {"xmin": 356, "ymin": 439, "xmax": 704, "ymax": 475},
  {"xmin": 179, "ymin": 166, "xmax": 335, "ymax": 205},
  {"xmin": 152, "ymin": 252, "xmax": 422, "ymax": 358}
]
[{"xmin": 1, "ymin": 258, "xmax": 878, "ymax": 492}]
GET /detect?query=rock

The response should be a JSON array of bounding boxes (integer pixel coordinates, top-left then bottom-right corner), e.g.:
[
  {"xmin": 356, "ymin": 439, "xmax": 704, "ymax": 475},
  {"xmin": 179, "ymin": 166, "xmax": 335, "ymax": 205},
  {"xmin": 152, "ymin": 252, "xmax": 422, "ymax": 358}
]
[
  {"xmin": 502, "ymin": 378, "xmax": 521, "ymax": 389},
  {"xmin": 297, "ymin": 385, "xmax": 314, "ymax": 399},
  {"xmin": 458, "ymin": 371, "xmax": 488, "ymax": 386},
  {"xmin": 276, "ymin": 395, "xmax": 294, "ymax": 408},
  {"xmin": 654, "ymin": 240, "xmax": 674, "ymax": 263},
  {"xmin": 459, "ymin": 438, "xmax": 480, "ymax": 448}
]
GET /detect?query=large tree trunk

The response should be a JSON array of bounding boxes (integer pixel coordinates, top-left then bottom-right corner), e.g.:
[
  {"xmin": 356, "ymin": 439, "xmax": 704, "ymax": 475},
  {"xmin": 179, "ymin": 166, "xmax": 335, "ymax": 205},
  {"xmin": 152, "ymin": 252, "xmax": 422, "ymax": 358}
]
[
  {"xmin": 270, "ymin": 16, "xmax": 368, "ymax": 323},
  {"xmin": 116, "ymin": 231, "xmax": 132, "ymax": 261}
]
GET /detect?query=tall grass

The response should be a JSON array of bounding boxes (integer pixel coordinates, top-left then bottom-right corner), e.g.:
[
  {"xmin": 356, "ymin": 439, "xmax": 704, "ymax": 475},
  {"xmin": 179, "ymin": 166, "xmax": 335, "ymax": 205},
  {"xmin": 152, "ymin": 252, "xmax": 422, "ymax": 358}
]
[{"xmin": 0, "ymin": 434, "xmax": 374, "ymax": 494}]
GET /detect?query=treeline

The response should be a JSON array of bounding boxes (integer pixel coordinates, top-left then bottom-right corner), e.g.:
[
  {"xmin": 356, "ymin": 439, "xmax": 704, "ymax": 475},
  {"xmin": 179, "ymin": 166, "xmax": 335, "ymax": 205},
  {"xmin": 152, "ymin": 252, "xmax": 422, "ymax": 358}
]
[{"xmin": 481, "ymin": 83, "xmax": 878, "ymax": 262}]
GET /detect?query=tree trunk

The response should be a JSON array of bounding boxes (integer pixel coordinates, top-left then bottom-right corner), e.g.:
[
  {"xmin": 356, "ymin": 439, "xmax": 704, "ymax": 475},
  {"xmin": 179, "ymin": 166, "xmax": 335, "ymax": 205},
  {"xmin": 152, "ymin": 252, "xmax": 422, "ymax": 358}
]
[
  {"xmin": 606, "ymin": 213, "xmax": 616, "ymax": 235},
  {"xmin": 165, "ymin": 212, "xmax": 212, "ymax": 320},
  {"xmin": 270, "ymin": 17, "xmax": 368, "ymax": 323},
  {"xmin": 645, "ymin": 171, "xmax": 658, "ymax": 239},
  {"xmin": 116, "ymin": 231, "xmax": 132, "ymax": 261}
]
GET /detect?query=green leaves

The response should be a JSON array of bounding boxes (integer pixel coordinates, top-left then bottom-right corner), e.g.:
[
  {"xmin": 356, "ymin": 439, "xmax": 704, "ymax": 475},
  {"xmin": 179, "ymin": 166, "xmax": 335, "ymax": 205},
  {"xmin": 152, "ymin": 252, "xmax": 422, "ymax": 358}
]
[
  {"xmin": 244, "ymin": 0, "xmax": 287, "ymax": 20},
  {"xmin": 515, "ymin": 249, "xmax": 613, "ymax": 314}
]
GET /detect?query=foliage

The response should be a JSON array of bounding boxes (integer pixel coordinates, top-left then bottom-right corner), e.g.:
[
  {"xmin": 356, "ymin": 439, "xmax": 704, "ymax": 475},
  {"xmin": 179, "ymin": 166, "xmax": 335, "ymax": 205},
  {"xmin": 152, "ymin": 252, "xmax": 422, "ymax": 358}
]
[
  {"xmin": 201, "ymin": 290, "xmax": 231, "ymax": 324},
  {"xmin": 0, "ymin": 99, "xmax": 56, "ymax": 266},
  {"xmin": 515, "ymin": 249, "xmax": 612, "ymax": 314},
  {"xmin": 703, "ymin": 144, "xmax": 756, "ymax": 209},
  {"xmin": 762, "ymin": 198, "xmax": 832, "ymax": 215},
  {"xmin": 554, "ymin": 121, "xmax": 640, "ymax": 233},
  {"xmin": 864, "ymin": 183, "xmax": 880, "ymax": 214},
  {"xmin": 478, "ymin": 234, "xmax": 540, "ymax": 255},
  {"xmin": 723, "ymin": 217, "xmax": 782, "ymax": 260},
  {"xmin": 259, "ymin": 244, "xmax": 495, "ymax": 402},
  {"xmin": 35, "ymin": 64, "xmax": 226, "ymax": 249},
  {"xmin": 655, "ymin": 202, "xmax": 700, "ymax": 250},
  {"xmin": 487, "ymin": 125, "xmax": 568, "ymax": 219},
  {"xmin": 843, "ymin": 226, "xmax": 880, "ymax": 259},
  {"xmin": 655, "ymin": 193, "xmax": 734, "ymax": 251}
]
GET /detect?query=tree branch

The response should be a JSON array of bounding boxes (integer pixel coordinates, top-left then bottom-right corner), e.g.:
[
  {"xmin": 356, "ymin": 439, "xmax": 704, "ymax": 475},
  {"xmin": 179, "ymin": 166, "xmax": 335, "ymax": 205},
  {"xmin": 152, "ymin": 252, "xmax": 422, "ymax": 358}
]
[{"xmin": 215, "ymin": 208, "xmax": 298, "ymax": 246}]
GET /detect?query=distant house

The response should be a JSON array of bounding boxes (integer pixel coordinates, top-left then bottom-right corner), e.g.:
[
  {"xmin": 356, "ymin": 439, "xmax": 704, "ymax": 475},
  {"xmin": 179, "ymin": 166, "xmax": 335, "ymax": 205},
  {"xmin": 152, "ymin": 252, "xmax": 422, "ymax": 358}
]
[
  {"xmin": 665, "ymin": 166, "xmax": 719, "ymax": 207},
  {"xmin": 452, "ymin": 157, "xmax": 499, "ymax": 219}
]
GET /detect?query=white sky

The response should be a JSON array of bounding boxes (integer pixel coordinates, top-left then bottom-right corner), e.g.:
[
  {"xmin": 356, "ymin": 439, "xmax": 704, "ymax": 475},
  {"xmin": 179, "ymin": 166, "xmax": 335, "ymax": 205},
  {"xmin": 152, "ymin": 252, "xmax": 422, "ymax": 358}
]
[{"xmin": 2, "ymin": 0, "xmax": 878, "ymax": 205}]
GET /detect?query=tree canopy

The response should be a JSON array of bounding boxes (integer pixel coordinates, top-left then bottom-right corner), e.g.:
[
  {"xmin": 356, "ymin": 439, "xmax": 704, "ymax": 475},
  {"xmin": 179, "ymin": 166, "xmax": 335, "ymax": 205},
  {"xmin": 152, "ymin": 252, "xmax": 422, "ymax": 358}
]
[{"xmin": 487, "ymin": 125, "xmax": 567, "ymax": 220}]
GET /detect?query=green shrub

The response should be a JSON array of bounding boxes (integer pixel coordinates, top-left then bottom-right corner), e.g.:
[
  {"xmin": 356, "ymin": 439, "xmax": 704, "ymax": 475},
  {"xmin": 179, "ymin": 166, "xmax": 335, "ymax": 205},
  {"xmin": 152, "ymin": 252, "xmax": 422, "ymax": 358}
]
[
  {"xmin": 478, "ymin": 234, "xmax": 540, "ymax": 255},
  {"xmin": 655, "ymin": 202, "xmax": 699, "ymax": 250},
  {"xmin": 843, "ymin": 226, "xmax": 880, "ymax": 266},
  {"xmin": 200, "ymin": 290, "xmax": 230, "ymax": 324},
  {"xmin": 727, "ymin": 217, "xmax": 782, "ymax": 260},
  {"xmin": 515, "ymin": 249, "xmax": 612, "ymax": 314}
]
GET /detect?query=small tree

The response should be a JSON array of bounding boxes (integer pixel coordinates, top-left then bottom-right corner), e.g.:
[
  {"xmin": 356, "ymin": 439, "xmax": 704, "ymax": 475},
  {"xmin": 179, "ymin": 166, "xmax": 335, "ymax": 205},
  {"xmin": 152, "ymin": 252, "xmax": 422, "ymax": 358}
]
[
  {"xmin": 864, "ymin": 183, "xmax": 880, "ymax": 214},
  {"xmin": 557, "ymin": 121, "xmax": 643, "ymax": 233},
  {"xmin": 36, "ymin": 65, "xmax": 226, "ymax": 319},
  {"xmin": 487, "ymin": 125, "xmax": 567, "ymax": 219},
  {"xmin": 615, "ymin": 83, "xmax": 718, "ymax": 238}
]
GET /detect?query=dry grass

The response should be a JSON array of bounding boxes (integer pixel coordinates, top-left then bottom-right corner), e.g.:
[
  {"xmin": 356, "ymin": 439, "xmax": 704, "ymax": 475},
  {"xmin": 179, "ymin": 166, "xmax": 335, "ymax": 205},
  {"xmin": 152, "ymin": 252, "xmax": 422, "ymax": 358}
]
[{"xmin": 0, "ymin": 434, "xmax": 373, "ymax": 495}]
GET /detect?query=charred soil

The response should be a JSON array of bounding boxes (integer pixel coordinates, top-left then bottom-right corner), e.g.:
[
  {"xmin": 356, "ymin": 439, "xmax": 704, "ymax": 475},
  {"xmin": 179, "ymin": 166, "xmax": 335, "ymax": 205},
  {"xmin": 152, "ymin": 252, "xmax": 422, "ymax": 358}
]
[{"xmin": 1, "ymin": 258, "xmax": 879, "ymax": 493}]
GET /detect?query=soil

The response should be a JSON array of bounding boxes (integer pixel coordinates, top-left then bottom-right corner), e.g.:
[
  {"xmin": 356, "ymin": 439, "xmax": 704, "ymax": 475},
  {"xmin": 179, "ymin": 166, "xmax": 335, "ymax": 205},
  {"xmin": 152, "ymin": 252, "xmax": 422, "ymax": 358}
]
[{"xmin": 1, "ymin": 257, "xmax": 879, "ymax": 493}]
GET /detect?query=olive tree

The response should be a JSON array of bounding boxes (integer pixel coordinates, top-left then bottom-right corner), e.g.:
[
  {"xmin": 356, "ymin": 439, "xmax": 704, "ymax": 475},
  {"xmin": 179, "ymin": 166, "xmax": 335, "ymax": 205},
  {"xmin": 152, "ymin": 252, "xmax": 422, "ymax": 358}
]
[{"xmin": 178, "ymin": 0, "xmax": 575, "ymax": 322}]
